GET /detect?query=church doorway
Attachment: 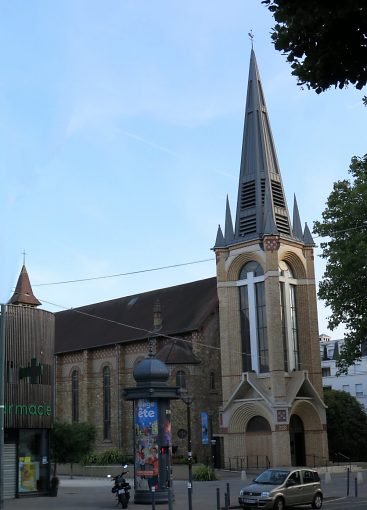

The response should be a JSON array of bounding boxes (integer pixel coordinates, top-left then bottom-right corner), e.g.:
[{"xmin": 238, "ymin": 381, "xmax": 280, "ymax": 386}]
[
  {"xmin": 289, "ymin": 415, "xmax": 305, "ymax": 466},
  {"xmin": 245, "ymin": 416, "xmax": 272, "ymax": 468}
]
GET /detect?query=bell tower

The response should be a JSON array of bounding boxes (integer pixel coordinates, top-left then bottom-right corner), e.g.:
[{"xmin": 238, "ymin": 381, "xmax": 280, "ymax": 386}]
[{"xmin": 214, "ymin": 50, "xmax": 328, "ymax": 467}]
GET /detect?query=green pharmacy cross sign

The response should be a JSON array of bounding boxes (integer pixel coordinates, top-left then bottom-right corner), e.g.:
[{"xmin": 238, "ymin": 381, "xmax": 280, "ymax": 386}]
[{"xmin": 19, "ymin": 358, "xmax": 43, "ymax": 384}]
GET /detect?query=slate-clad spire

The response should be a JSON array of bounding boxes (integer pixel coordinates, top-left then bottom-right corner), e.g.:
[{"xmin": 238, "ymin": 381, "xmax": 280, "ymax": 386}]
[
  {"xmin": 292, "ymin": 195, "xmax": 303, "ymax": 240},
  {"xmin": 303, "ymin": 222, "xmax": 315, "ymax": 246},
  {"xmin": 234, "ymin": 50, "xmax": 293, "ymax": 242},
  {"xmin": 224, "ymin": 195, "xmax": 234, "ymax": 243},
  {"xmin": 8, "ymin": 265, "xmax": 41, "ymax": 307}
]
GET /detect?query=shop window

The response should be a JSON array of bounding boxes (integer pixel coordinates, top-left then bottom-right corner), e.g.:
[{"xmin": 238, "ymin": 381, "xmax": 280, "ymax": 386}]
[
  {"xmin": 18, "ymin": 429, "xmax": 49, "ymax": 494},
  {"xmin": 103, "ymin": 366, "xmax": 111, "ymax": 440}
]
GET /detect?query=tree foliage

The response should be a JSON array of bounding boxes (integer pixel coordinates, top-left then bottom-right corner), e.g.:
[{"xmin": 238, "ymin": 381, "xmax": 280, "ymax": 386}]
[
  {"xmin": 51, "ymin": 421, "xmax": 96, "ymax": 476},
  {"xmin": 262, "ymin": 0, "xmax": 367, "ymax": 100},
  {"xmin": 313, "ymin": 155, "xmax": 367, "ymax": 372},
  {"xmin": 324, "ymin": 389, "xmax": 367, "ymax": 461}
]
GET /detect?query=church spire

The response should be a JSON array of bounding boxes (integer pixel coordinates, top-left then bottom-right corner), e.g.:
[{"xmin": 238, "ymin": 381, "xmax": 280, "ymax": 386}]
[
  {"xmin": 8, "ymin": 265, "xmax": 41, "ymax": 307},
  {"xmin": 233, "ymin": 50, "xmax": 293, "ymax": 242}
]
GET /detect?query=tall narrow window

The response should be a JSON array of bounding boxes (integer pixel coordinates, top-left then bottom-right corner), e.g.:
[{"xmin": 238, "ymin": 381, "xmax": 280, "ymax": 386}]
[
  {"xmin": 176, "ymin": 370, "xmax": 186, "ymax": 389},
  {"xmin": 279, "ymin": 261, "xmax": 300, "ymax": 371},
  {"xmin": 103, "ymin": 366, "xmax": 111, "ymax": 440},
  {"xmin": 209, "ymin": 371, "xmax": 215, "ymax": 390},
  {"xmin": 238, "ymin": 261, "xmax": 269, "ymax": 373},
  {"xmin": 71, "ymin": 370, "xmax": 79, "ymax": 423}
]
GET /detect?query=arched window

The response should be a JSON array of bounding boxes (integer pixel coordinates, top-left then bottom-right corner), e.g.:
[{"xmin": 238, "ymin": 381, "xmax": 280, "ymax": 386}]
[
  {"xmin": 176, "ymin": 370, "xmax": 186, "ymax": 389},
  {"xmin": 103, "ymin": 366, "xmax": 111, "ymax": 440},
  {"xmin": 246, "ymin": 416, "xmax": 271, "ymax": 433},
  {"xmin": 279, "ymin": 261, "xmax": 300, "ymax": 371},
  {"xmin": 238, "ymin": 261, "xmax": 269, "ymax": 373},
  {"xmin": 71, "ymin": 370, "xmax": 79, "ymax": 423}
]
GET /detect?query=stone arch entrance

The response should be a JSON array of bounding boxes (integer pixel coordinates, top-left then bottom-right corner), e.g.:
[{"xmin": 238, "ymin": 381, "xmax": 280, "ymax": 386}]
[
  {"xmin": 289, "ymin": 414, "xmax": 305, "ymax": 466},
  {"xmin": 245, "ymin": 416, "xmax": 272, "ymax": 468}
]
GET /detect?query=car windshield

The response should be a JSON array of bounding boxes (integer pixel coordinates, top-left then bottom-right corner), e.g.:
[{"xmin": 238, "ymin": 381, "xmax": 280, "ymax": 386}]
[{"xmin": 254, "ymin": 469, "xmax": 290, "ymax": 485}]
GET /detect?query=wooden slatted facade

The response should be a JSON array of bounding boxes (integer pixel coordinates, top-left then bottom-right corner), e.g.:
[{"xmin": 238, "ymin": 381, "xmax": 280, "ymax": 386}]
[{"xmin": 5, "ymin": 305, "xmax": 55, "ymax": 429}]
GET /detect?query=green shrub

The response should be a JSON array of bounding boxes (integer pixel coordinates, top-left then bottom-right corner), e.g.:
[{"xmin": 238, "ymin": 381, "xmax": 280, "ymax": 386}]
[
  {"xmin": 172, "ymin": 455, "xmax": 198, "ymax": 465},
  {"xmin": 192, "ymin": 465, "xmax": 218, "ymax": 481},
  {"xmin": 80, "ymin": 448, "xmax": 130, "ymax": 466}
]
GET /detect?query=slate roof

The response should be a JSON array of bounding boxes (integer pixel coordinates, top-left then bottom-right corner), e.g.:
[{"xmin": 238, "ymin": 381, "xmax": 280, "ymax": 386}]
[
  {"xmin": 55, "ymin": 277, "xmax": 218, "ymax": 354},
  {"xmin": 8, "ymin": 265, "xmax": 41, "ymax": 307}
]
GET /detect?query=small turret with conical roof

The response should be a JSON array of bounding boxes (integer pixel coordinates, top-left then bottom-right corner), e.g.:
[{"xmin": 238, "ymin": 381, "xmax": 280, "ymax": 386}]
[{"xmin": 8, "ymin": 265, "xmax": 41, "ymax": 307}]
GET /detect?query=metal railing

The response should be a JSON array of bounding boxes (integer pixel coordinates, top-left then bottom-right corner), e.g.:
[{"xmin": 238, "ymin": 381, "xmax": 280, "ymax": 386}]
[
  {"xmin": 225, "ymin": 455, "xmax": 270, "ymax": 471},
  {"xmin": 305, "ymin": 454, "xmax": 329, "ymax": 468}
]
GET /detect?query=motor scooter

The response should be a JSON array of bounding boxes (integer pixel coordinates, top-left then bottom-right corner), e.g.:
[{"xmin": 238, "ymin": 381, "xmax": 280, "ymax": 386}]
[{"xmin": 107, "ymin": 464, "xmax": 131, "ymax": 508}]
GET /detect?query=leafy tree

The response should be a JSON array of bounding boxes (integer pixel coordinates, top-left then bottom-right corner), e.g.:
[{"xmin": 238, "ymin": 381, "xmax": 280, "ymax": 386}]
[
  {"xmin": 51, "ymin": 421, "xmax": 96, "ymax": 477},
  {"xmin": 262, "ymin": 1, "xmax": 367, "ymax": 103},
  {"xmin": 313, "ymin": 155, "xmax": 367, "ymax": 372},
  {"xmin": 324, "ymin": 389, "xmax": 367, "ymax": 461}
]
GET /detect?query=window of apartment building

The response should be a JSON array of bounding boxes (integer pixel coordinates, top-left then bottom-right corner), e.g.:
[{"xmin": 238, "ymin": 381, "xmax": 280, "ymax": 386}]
[
  {"xmin": 238, "ymin": 261, "xmax": 269, "ymax": 373},
  {"xmin": 71, "ymin": 370, "xmax": 79, "ymax": 422},
  {"xmin": 322, "ymin": 367, "xmax": 331, "ymax": 377},
  {"xmin": 103, "ymin": 366, "xmax": 111, "ymax": 440},
  {"xmin": 355, "ymin": 384, "xmax": 363, "ymax": 397},
  {"xmin": 342, "ymin": 384, "xmax": 350, "ymax": 393}
]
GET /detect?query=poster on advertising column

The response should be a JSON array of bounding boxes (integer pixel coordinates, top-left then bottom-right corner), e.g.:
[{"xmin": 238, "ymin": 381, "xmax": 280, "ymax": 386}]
[{"xmin": 134, "ymin": 399, "xmax": 159, "ymax": 491}]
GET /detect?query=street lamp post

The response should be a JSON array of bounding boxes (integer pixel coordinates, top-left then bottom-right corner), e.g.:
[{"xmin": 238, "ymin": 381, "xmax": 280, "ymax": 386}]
[{"xmin": 181, "ymin": 394, "xmax": 193, "ymax": 510}]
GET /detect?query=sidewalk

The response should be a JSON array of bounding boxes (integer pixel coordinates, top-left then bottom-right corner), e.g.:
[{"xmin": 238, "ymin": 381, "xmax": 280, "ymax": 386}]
[{"xmin": 3, "ymin": 470, "xmax": 367, "ymax": 510}]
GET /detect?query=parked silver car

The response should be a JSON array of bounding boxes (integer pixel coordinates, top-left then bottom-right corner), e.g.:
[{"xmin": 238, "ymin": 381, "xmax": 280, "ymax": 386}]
[{"xmin": 238, "ymin": 467, "xmax": 323, "ymax": 510}]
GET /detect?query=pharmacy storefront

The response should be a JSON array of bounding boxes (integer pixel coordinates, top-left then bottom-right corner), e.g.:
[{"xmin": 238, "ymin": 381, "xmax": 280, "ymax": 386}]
[{"xmin": 4, "ymin": 304, "xmax": 55, "ymax": 498}]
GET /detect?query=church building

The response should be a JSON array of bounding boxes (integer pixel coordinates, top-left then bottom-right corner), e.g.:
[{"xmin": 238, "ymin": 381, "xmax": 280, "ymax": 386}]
[
  {"xmin": 213, "ymin": 50, "xmax": 328, "ymax": 467},
  {"xmin": 52, "ymin": 49, "xmax": 328, "ymax": 469}
]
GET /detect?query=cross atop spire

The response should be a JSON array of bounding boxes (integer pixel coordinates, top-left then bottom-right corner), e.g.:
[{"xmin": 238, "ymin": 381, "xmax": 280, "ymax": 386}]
[{"xmin": 248, "ymin": 30, "xmax": 254, "ymax": 50}]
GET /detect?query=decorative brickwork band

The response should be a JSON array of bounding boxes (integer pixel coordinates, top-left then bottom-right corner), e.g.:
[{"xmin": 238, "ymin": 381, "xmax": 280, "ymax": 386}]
[{"xmin": 264, "ymin": 238, "xmax": 280, "ymax": 252}]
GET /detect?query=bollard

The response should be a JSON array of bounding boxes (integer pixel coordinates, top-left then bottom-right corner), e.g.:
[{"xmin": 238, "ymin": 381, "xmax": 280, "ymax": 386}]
[
  {"xmin": 324, "ymin": 472, "xmax": 331, "ymax": 484},
  {"xmin": 224, "ymin": 491, "xmax": 229, "ymax": 510},
  {"xmin": 347, "ymin": 467, "xmax": 350, "ymax": 496},
  {"xmin": 168, "ymin": 487, "xmax": 173, "ymax": 510},
  {"xmin": 355, "ymin": 477, "xmax": 358, "ymax": 497},
  {"xmin": 151, "ymin": 486, "xmax": 156, "ymax": 510},
  {"xmin": 216, "ymin": 488, "xmax": 220, "ymax": 510},
  {"xmin": 226, "ymin": 482, "xmax": 231, "ymax": 507}
]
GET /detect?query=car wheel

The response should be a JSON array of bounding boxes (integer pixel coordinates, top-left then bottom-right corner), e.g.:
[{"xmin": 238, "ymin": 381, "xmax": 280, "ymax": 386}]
[
  {"xmin": 273, "ymin": 497, "xmax": 285, "ymax": 510},
  {"xmin": 312, "ymin": 493, "xmax": 323, "ymax": 509}
]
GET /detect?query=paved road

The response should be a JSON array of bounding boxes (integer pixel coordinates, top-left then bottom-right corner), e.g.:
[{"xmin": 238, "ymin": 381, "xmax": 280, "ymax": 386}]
[{"xmin": 3, "ymin": 470, "xmax": 367, "ymax": 509}]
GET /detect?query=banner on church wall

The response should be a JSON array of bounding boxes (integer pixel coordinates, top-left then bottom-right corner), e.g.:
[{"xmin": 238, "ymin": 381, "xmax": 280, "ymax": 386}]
[{"xmin": 201, "ymin": 412, "xmax": 209, "ymax": 444}]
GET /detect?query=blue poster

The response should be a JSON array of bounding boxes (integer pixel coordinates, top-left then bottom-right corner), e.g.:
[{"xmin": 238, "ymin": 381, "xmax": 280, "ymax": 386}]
[{"xmin": 201, "ymin": 412, "xmax": 209, "ymax": 444}]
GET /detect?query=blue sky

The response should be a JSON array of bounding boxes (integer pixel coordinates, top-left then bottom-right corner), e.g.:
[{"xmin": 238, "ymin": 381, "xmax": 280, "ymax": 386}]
[{"xmin": 1, "ymin": 1, "xmax": 365, "ymax": 338}]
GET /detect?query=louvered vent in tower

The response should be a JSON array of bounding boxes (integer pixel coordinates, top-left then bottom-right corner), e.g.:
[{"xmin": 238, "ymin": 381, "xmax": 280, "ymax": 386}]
[
  {"xmin": 271, "ymin": 180, "xmax": 285, "ymax": 208},
  {"xmin": 241, "ymin": 181, "xmax": 256, "ymax": 209},
  {"xmin": 261, "ymin": 178, "xmax": 265, "ymax": 205},
  {"xmin": 275, "ymin": 214, "xmax": 290, "ymax": 235},
  {"xmin": 239, "ymin": 215, "xmax": 256, "ymax": 236}
]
